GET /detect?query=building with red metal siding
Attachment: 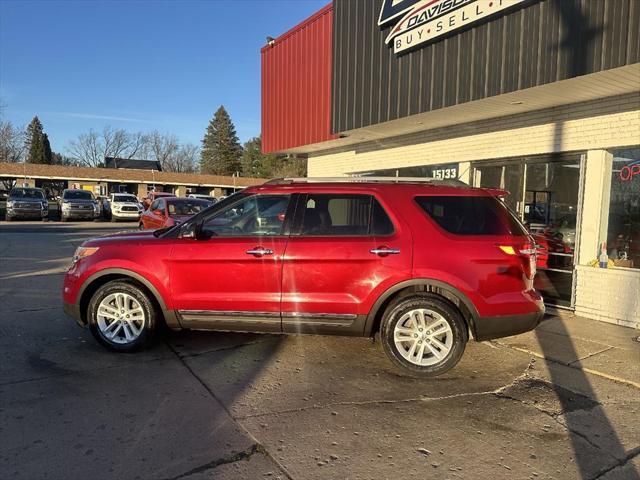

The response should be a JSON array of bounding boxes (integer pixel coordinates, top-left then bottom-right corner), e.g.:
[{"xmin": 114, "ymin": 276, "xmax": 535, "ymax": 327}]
[
  {"xmin": 261, "ymin": 3, "xmax": 335, "ymax": 153},
  {"xmin": 260, "ymin": 0, "xmax": 640, "ymax": 328}
]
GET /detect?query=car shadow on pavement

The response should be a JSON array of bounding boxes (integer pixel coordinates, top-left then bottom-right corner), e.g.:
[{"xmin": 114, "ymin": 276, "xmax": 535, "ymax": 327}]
[{"xmin": 535, "ymin": 319, "xmax": 640, "ymax": 480}]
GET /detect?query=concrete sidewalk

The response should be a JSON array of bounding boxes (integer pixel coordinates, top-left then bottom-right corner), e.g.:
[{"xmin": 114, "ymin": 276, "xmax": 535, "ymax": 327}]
[{"xmin": 493, "ymin": 312, "xmax": 640, "ymax": 388}]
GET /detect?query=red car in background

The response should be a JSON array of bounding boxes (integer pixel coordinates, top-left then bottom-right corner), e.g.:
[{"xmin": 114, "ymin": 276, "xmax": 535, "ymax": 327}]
[{"xmin": 139, "ymin": 197, "xmax": 212, "ymax": 230}]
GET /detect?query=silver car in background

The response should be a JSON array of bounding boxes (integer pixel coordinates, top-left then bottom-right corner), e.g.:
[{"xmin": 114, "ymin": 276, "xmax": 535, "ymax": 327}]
[
  {"xmin": 5, "ymin": 187, "xmax": 49, "ymax": 221},
  {"xmin": 60, "ymin": 189, "xmax": 99, "ymax": 222}
]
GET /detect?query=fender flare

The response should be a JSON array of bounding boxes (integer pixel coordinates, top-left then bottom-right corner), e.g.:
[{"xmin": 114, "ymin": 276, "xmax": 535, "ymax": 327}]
[
  {"xmin": 77, "ymin": 268, "xmax": 180, "ymax": 329},
  {"xmin": 364, "ymin": 278, "xmax": 480, "ymax": 337}
]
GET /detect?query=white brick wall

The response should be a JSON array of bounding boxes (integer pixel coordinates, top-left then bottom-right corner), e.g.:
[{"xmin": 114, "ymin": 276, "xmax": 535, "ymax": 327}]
[
  {"xmin": 574, "ymin": 266, "xmax": 640, "ymax": 328},
  {"xmin": 307, "ymin": 96, "xmax": 640, "ymax": 177}
]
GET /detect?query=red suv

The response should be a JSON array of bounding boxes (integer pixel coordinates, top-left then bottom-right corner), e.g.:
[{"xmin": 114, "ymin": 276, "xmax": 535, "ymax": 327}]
[{"xmin": 63, "ymin": 178, "xmax": 544, "ymax": 377}]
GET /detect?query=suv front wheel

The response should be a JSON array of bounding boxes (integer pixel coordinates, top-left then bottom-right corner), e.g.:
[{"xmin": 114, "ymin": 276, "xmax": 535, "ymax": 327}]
[
  {"xmin": 380, "ymin": 293, "xmax": 467, "ymax": 377},
  {"xmin": 88, "ymin": 280, "xmax": 157, "ymax": 352}
]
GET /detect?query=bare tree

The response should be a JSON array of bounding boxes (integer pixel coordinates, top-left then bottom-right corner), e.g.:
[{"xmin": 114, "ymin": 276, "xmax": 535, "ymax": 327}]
[
  {"xmin": 147, "ymin": 131, "xmax": 198, "ymax": 173},
  {"xmin": 0, "ymin": 121, "xmax": 27, "ymax": 163},
  {"xmin": 66, "ymin": 126, "xmax": 149, "ymax": 167}
]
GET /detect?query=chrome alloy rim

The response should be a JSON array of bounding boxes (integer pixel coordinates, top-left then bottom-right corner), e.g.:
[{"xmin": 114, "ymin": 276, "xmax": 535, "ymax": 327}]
[
  {"xmin": 97, "ymin": 292, "xmax": 145, "ymax": 344},
  {"xmin": 393, "ymin": 309, "xmax": 453, "ymax": 366}
]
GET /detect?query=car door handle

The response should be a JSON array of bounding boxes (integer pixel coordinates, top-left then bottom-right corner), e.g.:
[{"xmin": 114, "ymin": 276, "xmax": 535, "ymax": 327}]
[
  {"xmin": 370, "ymin": 247, "xmax": 400, "ymax": 256},
  {"xmin": 246, "ymin": 247, "xmax": 274, "ymax": 257}
]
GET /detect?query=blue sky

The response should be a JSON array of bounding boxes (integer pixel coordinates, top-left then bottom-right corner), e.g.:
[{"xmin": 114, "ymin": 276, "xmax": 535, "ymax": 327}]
[{"xmin": 0, "ymin": 0, "xmax": 328, "ymax": 153}]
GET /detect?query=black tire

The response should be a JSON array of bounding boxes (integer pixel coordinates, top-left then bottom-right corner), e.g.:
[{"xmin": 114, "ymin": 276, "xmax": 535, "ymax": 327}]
[
  {"xmin": 87, "ymin": 280, "xmax": 157, "ymax": 352},
  {"xmin": 380, "ymin": 293, "xmax": 467, "ymax": 377}
]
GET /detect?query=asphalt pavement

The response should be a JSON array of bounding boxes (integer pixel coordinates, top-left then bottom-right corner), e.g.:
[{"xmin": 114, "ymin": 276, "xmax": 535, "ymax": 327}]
[{"xmin": 0, "ymin": 222, "xmax": 638, "ymax": 480}]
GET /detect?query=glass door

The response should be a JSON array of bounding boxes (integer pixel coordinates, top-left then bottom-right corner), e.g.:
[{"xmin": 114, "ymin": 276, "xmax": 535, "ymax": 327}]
[{"xmin": 473, "ymin": 154, "xmax": 582, "ymax": 307}]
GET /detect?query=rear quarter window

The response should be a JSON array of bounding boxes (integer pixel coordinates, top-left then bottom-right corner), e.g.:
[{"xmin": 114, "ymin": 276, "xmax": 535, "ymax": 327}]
[{"xmin": 415, "ymin": 196, "xmax": 527, "ymax": 236}]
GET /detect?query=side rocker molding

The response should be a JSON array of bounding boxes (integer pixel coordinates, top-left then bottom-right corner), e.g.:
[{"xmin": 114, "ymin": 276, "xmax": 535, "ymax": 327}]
[
  {"xmin": 364, "ymin": 279, "xmax": 480, "ymax": 338},
  {"xmin": 77, "ymin": 268, "xmax": 180, "ymax": 330}
]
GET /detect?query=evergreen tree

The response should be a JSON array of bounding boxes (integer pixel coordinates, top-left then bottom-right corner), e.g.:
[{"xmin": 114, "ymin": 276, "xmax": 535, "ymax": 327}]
[
  {"xmin": 25, "ymin": 116, "xmax": 47, "ymax": 164},
  {"xmin": 200, "ymin": 106, "xmax": 242, "ymax": 175},
  {"xmin": 43, "ymin": 133, "xmax": 53, "ymax": 164},
  {"xmin": 241, "ymin": 136, "xmax": 277, "ymax": 178}
]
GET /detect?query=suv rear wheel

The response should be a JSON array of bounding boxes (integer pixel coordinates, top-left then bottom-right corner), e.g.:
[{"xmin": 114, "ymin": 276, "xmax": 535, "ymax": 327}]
[
  {"xmin": 87, "ymin": 280, "xmax": 156, "ymax": 352},
  {"xmin": 380, "ymin": 293, "xmax": 467, "ymax": 377}
]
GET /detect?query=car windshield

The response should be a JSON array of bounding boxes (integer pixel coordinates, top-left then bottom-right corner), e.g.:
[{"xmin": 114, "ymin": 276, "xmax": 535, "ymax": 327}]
[
  {"xmin": 10, "ymin": 188, "xmax": 44, "ymax": 199},
  {"xmin": 113, "ymin": 195, "xmax": 137, "ymax": 203},
  {"xmin": 64, "ymin": 191, "xmax": 94, "ymax": 200},
  {"xmin": 168, "ymin": 199, "xmax": 210, "ymax": 216}
]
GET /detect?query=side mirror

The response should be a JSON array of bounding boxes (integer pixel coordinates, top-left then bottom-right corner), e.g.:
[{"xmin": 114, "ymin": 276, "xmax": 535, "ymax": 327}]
[{"xmin": 181, "ymin": 223, "xmax": 197, "ymax": 239}]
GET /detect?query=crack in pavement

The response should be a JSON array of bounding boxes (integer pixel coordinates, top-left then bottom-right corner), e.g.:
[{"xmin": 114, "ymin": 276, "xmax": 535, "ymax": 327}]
[
  {"xmin": 168, "ymin": 337, "xmax": 276, "ymax": 359},
  {"xmin": 163, "ymin": 339, "xmax": 294, "ymax": 480},
  {"xmin": 236, "ymin": 358, "xmax": 537, "ymax": 420},
  {"xmin": 491, "ymin": 342, "xmax": 640, "ymax": 389},
  {"xmin": 12, "ymin": 306, "xmax": 60, "ymax": 313},
  {"xmin": 569, "ymin": 345, "xmax": 615, "ymax": 365},
  {"xmin": 158, "ymin": 443, "xmax": 266, "ymax": 480},
  {"xmin": 591, "ymin": 447, "xmax": 640, "ymax": 480}
]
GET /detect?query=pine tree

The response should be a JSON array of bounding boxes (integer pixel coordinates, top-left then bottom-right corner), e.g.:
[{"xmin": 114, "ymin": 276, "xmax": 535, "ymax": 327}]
[
  {"xmin": 241, "ymin": 136, "xmax": 277, "ymax": 178},
  {"xmin": 43, "ymin": 133, "xmax": 53, "ymax": 164},
  {"xmin": 200, "ymin": 106, "xmax": 242, "ymax": 175},
  {"xmin": 25, "ymin": 116, "xmax": 47, "ymax": 164}
]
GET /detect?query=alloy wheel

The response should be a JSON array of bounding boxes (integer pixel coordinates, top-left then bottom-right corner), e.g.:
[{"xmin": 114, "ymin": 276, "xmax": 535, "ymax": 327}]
[
  {"xmin": 96, "ymin": 292, "xmax": 146, "ymax": 344},
  {"xmin": 393, "ymin": 308, "xmax": 453, "ymax": 366}
]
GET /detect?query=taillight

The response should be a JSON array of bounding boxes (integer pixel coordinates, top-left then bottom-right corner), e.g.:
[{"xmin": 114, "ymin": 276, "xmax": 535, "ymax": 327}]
[{"xmin": 498, "ymin": 241, "xmax": 537, "ymax": 279}]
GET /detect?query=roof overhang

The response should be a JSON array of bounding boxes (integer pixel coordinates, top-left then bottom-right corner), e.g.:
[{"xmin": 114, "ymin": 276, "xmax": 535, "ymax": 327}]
[{"xmin": 279, "ymin": 64, "xmax": 640, "ymax": 155}]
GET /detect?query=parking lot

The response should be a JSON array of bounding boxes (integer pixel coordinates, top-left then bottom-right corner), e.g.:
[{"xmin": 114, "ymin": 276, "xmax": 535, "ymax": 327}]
[{"xmin": 0, "ymin": 221, "xmax": 638, "ymax": 480}]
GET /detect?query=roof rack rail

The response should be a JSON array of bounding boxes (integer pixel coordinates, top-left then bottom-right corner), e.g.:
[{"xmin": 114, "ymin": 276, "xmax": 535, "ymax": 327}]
[{"xmin": 265, "ymin": 176, "xmax": 466, "ymax": 186}]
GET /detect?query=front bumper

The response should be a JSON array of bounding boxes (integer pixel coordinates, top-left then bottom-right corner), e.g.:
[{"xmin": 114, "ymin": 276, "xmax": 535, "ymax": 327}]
[
  {"xmin": 62, "ymin": 209, "xmax": 99, "ymax": 219},
  {"xmin": 112, "ymin": 211, "xmax": 141, "ymax": 219},
  {"xmin": 474, "ymin": 309, "xmax": 545, "ymax": 342},
  {"xmin": 64, "ymin": 301, "xmax": 84, "ymax": 327},
  {"xmin": 7, "ymin": 207, "xmax": 47, "ymax": 218}
]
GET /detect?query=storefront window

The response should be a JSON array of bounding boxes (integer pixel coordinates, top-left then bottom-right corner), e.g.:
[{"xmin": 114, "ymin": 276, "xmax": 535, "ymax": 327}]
[
  {"xmin": 607, "ymin": 147, "xmax": 640, "ymax": 269},
  {"xmin": 473, "ymin": 154, "xmax": 582, "ymax": 307}
]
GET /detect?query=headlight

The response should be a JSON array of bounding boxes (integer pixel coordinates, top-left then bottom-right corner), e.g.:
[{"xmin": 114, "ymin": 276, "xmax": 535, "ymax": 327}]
[
  {"xmin": 72, "ymin": 246, "xmax": 99, "ymax": 264},
  {"xmin": 62, "ymin": 203, "xmax": 71, "ymax": 210},
  {"xmin": 42, "ymin": 201, "xmax": 48, "ymax": 209},
  {"xmin": 7, "ymin": 201, "xmax": 15, "ymax": 208}
]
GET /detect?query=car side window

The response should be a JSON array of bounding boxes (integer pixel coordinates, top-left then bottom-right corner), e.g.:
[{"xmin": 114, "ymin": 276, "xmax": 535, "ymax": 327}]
[
  {"xmin": 295, "ymin": 194, "xmax": 394, "ymax": 236},
  {"xmin": 149, "ymin": 199, "xmax": 159, "ymax": 211},
  {"xmin": 156, "ymin": 199, "xmax": 166, "ymax": 212},
  {"xmin": 200, "ymin": 195, "xmax": 290, "ymax": 237}
]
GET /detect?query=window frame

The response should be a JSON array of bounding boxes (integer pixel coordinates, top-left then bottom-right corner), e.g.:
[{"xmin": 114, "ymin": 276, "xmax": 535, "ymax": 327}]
[
  {"xmin": 290, "ymin": 193, "xmax": 396, "ymax": 238},
  {"xmin": 195, "ymin": 193, "xmax": 296, "ymax": 238}
]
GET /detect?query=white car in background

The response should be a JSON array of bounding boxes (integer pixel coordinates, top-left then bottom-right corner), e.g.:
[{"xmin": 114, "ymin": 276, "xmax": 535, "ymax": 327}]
[
  {"xmin": 107, "ymin": 193, "xmax": 143, "ymax": 222},
  {"xmin": 187, "ymin": 193, "xmax": 218, "ymax": 204}
]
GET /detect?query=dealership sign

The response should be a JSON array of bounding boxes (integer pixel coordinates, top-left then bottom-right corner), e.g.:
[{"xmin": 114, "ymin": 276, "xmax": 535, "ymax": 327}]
[{"xmin": 379, "ymin": 0, "xmax": 525, "ymax": 54}]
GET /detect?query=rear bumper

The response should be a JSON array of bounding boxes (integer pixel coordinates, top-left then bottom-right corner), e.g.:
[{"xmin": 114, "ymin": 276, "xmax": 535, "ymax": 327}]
[
  {"xmin": 474, "ymin": 309, "xmax": 545, "ymax": 342},
  {"xmin": 64, "ymin": 301, "xmax": 85, "ymax": 327}
]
